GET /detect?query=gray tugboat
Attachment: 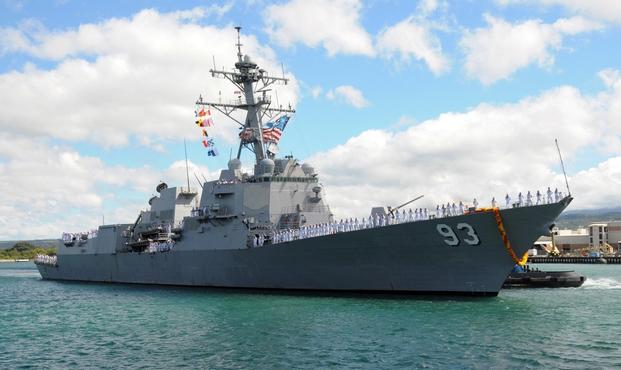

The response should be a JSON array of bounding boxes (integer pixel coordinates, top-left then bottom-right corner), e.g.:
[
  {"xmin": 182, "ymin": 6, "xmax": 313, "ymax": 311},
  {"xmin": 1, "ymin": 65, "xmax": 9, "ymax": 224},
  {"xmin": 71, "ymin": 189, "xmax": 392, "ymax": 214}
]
[{"xmin": 35, "ymin": 28, "xmax": 572, "ymax": 296}]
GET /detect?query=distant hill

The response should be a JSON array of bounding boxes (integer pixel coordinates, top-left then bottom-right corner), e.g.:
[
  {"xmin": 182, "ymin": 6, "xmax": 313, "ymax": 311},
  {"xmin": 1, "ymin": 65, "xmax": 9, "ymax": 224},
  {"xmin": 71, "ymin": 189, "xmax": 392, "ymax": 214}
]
[
  {"xmin": 556, "ymin": 207, "xmax": 621, "ymax": 230},
  {"xmin": 0, "ymin": 239, "xmax": 60, "ymax": 250},
  {"xmin": 0, "ymin": 242, "xmax": 57, "ymax": 260}
]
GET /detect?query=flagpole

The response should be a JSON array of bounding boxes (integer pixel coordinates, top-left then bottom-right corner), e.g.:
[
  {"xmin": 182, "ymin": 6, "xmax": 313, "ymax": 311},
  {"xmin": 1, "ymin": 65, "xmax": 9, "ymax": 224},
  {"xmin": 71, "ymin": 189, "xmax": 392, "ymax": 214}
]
[
  {"xmin": 555, "ymin": 138, "xmax": 571, "ymax": 196},
  {"xmin": 184, "ymin": 139, "xmax": 191, "ymax": 192}
]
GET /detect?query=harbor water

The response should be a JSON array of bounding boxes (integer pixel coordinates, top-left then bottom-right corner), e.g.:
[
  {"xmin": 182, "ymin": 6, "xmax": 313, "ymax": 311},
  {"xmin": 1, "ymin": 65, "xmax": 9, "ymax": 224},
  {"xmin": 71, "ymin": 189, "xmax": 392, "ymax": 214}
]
[{"xmin": 1, "ymin": 262, "xmax": 620, "ymax": 369}]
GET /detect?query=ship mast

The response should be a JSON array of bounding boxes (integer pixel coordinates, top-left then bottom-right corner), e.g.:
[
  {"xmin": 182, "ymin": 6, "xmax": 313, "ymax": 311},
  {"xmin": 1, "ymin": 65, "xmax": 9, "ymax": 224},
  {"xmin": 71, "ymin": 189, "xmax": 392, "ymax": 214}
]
[{"xmin": 197, "ymin": 26, "xmax": 295, "ymax": 164}]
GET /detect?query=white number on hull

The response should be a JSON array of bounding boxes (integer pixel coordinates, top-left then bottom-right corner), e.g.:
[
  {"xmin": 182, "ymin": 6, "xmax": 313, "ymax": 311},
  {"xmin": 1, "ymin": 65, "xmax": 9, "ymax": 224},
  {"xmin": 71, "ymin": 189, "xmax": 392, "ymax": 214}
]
[
  {"xmin": 436, "ymin": 223, "xmax": 481, "ymax": 246},
  {"xmin": 436, "ymin": 224, "xmax": 459, "ymax": 246},
  {"xmin": 457, "ymin": 223, "xmax": 481, "ymax": 245}
]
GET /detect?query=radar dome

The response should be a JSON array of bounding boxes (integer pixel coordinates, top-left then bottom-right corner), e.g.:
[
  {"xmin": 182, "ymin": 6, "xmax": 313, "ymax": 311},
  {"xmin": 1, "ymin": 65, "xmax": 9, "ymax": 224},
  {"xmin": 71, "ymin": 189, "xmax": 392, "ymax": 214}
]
[
  {"xmin": 243, "ymin": 55, "xmax": 257, "ymax": 66},
  {"xmin": 156, "ymin": 182, "xmax": 168, "ymax": 193},
  {"xmin": 228, "ymin": 158, "xmax": 242, "ymax": 170},
  {"xmin": 259, "ymin": 158, "xmax": 275, "ymax": 175},
  {"xmin": 301, "ymin": 163, "xmax": 315, "ymax": 176}
]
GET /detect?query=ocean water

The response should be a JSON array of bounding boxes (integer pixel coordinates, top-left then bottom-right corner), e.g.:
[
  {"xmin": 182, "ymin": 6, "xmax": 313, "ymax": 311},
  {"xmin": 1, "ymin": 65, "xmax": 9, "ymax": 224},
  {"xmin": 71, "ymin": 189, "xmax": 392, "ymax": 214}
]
[{"xmin": 1, "ymin": 263, "xmax": 620, "ymax": 369}]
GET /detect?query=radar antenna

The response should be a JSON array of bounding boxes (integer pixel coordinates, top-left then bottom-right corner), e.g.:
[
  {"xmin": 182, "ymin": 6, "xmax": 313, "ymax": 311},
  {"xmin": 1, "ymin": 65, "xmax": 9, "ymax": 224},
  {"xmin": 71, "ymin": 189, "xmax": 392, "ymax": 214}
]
[
  {"xmin": 235, "ymin": 26, "xmax": 243, "ymax": 63},
  {"xmin": 196, "ymin": 26, "xmax": 296, "ymax": 164}
]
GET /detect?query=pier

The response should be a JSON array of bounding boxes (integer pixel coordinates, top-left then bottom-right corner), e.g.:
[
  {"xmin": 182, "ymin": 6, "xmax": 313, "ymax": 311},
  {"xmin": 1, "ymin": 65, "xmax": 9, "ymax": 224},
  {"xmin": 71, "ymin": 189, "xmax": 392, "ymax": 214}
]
[{"xmin": 529, "ymin": 256, "xmax": 621, "ymax": 264}]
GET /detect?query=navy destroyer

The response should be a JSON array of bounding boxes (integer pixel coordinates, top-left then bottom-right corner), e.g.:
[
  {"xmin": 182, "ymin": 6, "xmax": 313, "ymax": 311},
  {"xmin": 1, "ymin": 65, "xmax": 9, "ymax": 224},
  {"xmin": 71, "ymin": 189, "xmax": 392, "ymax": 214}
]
[{"xmin": 36, "ymin": 28, "xmax": 572, "ymax": 296}]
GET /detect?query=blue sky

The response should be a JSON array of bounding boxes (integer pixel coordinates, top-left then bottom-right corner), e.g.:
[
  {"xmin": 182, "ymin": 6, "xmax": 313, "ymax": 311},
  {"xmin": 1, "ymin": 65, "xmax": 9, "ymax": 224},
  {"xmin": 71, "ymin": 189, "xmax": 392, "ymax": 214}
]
[{"xmin": 1, "ymin": 0, "xmax": 621, "ymax": 239}]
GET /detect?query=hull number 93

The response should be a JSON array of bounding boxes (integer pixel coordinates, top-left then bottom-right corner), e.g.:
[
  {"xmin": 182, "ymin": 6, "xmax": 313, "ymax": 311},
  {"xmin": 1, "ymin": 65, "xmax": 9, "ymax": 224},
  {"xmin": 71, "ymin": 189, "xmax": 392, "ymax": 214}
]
[{"xmin": 436, "ymin": 223, "xmax": 481, "ymax": 246}]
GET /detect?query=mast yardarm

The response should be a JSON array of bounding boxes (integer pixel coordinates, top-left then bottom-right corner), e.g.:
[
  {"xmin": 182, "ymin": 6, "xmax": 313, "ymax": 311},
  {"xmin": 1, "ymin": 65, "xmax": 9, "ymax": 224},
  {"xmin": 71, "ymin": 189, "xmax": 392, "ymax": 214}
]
[{"xmin": 196, "ymin": 26, "xmax": 295, "ymax": 164}]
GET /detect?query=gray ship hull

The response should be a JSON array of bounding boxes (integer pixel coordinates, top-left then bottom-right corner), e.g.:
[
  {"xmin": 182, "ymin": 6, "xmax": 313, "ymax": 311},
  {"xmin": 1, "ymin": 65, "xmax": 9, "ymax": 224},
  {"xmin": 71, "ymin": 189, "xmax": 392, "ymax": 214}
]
[{"xmin": 37, "ymin": 198, "xmax": 570, "ymax": 296}]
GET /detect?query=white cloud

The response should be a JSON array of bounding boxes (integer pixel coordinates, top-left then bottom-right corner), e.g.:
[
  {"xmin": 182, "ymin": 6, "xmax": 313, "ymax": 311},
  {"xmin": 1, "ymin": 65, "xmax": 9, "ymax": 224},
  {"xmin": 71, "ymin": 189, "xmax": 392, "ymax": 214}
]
[
  {"xmin": 598, "ymin": 68, "xmax": 621, "ymax": 89},
  {"xmin": 0, "ymin": 132, "xmax": 222, "ymax": 239},
  {"xmin": 570, "ymin": 157, "xmax": 621, "ymax": 208},
  {"xmin": 0, "ymin": 134, "xmax": 156, "ymax": 239},
  {"xmin": 264, "ymin": 0, "xmax": 375, "ymax": 57},
  {"xmin": 418, "ymin": 0, "xmax": 440, "ymax": 15},
  {"xmin": 0, "ymin": 8, "xmax": 297, "ymax": 239},
  {"xmin": 310, "ymin": 86, "xmax": 323, "ymax": 99},
  {"xmin": 326, "ymin": 85, "xmax": 369, "ymax": 108},
  {"xmin": 496, "ymin": 0, "xmax": 621, "ymax": 24},
  {"xmin": 376, "ymin": 16, "xmax": 450, "ymax": 75},
  {"xmin": 308, "ymin": 71, "xmax": 621, "ymax": 219},
  {"xmin": 0, "ymin": 8, "xmax": 299, "ymax": 148},
  {"xmin": 460, "ymin": 14, "xmax": 601, "ymax": 85}
]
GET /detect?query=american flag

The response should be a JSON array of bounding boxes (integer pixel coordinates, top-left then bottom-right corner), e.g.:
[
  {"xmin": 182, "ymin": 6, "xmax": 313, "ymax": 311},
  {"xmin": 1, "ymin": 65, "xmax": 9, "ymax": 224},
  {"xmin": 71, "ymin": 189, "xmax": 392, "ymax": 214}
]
[{"xmin": 261, "ymin": 115, "xmax": 290, "ymax": 143}]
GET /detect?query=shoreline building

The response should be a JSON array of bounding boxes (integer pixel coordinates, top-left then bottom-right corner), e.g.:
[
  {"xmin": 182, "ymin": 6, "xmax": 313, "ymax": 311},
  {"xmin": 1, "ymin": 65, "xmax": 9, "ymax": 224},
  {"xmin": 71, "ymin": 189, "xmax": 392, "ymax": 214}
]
[
  {"xmin": 534, "ymin": 220, "xmax": 621, "ymax": 255},
  {"xmin": 589, "ymin": 221, "xmax": 621, "ymax": 250}
]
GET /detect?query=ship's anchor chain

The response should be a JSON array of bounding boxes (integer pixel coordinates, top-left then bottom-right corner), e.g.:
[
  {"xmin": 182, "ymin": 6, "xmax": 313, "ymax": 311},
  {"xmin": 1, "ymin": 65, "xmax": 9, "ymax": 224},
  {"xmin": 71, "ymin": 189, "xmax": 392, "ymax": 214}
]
[{"xmin": 489, "ymin": 207, "xmax": 528, "ymax": 266}]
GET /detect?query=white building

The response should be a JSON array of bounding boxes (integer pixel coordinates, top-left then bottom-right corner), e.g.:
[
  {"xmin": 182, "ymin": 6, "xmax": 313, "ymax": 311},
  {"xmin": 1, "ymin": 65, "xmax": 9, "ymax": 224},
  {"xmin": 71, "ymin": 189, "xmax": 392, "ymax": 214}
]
[
  {"xmin": 600, "ymin": 220, "xmax": 621, "ymax": 249},
  {"xmin": 554, "ymin": 228, "xmax": 589, "ymax": 253},
  {"xmin": 534, "ymin": 221, "xmax": 621, "ymax": 255}
]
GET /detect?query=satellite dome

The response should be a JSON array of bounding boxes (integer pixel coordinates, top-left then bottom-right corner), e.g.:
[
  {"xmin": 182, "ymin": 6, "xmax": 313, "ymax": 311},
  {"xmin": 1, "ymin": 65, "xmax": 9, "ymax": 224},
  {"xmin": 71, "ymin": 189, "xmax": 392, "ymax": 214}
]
[
  {"xmin": 156, "ymin": 182, "xmax": 168, "ymax": 193},
  {"xmin": 228, "ymin": 158, "xmax": 242, "ymax": 170},
  {"xmin": 301, "ymin": 163, "xmax": 315, "ymax": 176},
  {"xmin": 260, "ymin": 158, "xmax": 275, "ymax": 175},
  {"xmin": 243, "ymin": 55, "xmax": 257, "ymax": 67}
]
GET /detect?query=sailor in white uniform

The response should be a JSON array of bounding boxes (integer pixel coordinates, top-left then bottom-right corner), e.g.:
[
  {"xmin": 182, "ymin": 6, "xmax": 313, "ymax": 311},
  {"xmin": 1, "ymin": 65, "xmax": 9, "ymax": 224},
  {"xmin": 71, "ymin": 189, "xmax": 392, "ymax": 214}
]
[
  {"xmin": 554, "ymin": 188, "xmax": 559, "ymax": 202},
  {"xmin": 526, "ymin": 191, "xmax": 533, "ymax": 206},
  {"xmin": 435, "ymin": 205, "xmax": 441, "ymax": 218},
  {"xmin": 459, "ymin": 201, "xmax": 464, "ymax": 215},
  {"xmin": 536, "ymin": 190, "xmax": 542, "ymax": 205},
  {"xmin": 547, "ymin": 187, "xmax": 553, "ymax": 203},
  {"xmin": 491, "ymin": 197, "xmax": 497, "ymax": 208},
  {"xmin": 518, "ymin": 192, "xmax": 523, "ymax": 207},
  {"xmin": 473, "ymin": 198, "xmax": 479, "ymax": 209},
  {"xmin": 505, "ymin": 193, "xmax": 511, "ymax": 207}
]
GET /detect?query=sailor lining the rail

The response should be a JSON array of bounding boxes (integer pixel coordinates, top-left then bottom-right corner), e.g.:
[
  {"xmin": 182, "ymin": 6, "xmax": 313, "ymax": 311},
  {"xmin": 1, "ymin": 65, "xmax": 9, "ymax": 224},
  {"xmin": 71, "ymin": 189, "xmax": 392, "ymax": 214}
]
[
  {"xmin": 491, "ymin": 197, "xmax": 497, "ymax": 208},
  {"xmin": 473, "ymin": 198, "xmax": 479, "ymax": 209},
  {"xmin": 518, "ymin": 192, "xmax": 523, "ymax": 207},
  {"xmin": 505, "ymin": 193, "xmax": 511, "ymax": 207},
  {"xmin": 536, "ymin": 190, "xmax": 542, "ymax": 205},
  {"xmin": 554, "ymin": 188, "xmax": 560, "ymax": 202},
  {"xmin": 547, "ymin": 187, "xmax": 553, "ymax": 203},
  {"xmin": 526, "ymin": 191, "xmax": 533, "ymax": 206}
]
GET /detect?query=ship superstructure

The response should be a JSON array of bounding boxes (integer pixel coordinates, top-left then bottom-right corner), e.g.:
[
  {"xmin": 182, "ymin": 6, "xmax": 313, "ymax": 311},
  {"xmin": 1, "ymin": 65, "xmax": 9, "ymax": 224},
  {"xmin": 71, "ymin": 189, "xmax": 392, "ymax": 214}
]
[{"xmin": 36, "ymin": 28, "xmax": 572, "ymax": 296}]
